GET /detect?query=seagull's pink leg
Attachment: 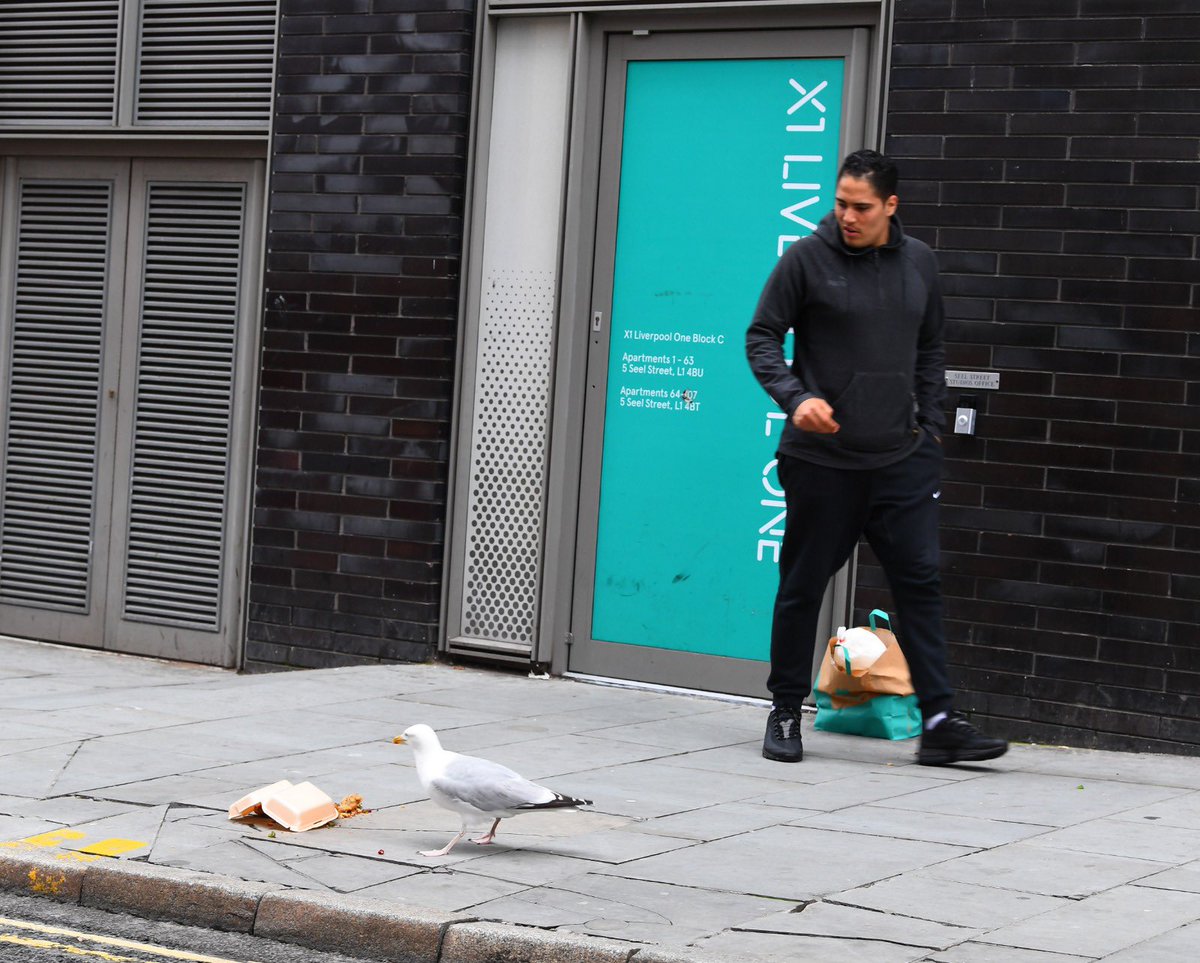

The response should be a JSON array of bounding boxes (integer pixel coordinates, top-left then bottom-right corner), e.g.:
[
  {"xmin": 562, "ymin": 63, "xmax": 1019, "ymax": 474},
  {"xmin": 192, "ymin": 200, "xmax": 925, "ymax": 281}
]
[{"xmin": 471, "ymin": 818, "xmax": 502, "ymax": 845}]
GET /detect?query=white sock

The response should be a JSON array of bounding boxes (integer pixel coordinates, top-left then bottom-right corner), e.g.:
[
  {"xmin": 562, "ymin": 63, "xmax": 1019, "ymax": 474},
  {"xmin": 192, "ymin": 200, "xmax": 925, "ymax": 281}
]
[{"xmin": 924, "ymin": 711, "xmax": 948, "ymax": 731}]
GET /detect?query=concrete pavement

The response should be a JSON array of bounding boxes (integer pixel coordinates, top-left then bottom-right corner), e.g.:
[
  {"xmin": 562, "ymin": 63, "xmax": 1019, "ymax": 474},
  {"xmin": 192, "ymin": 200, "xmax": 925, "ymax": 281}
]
[{"xmin": 2, "ymin": 634, "xmax": 1199, "ymax": 962}]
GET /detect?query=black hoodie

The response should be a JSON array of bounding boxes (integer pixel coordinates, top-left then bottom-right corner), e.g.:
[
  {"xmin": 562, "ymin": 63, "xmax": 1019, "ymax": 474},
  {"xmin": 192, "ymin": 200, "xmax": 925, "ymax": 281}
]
[{"xmin": 746, "ymin": 211, "xmax": 946, "ymax": 469}]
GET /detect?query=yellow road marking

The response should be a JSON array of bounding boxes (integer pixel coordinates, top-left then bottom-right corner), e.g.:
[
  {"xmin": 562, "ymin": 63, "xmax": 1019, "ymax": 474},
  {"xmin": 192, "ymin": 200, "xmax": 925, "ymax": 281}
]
[
  {"xmin": 77, "ymin": 838, "xmax": 147, "ymax": 858},
  {"xmin": 0, "ymin": 917, "xmax": 255, "ymax": 963},
  {"xmin": 1, "ymin": 830, "xmax": 147, "ymax": 861},
  {"xmin": 0, "ymin": 932, "xmax": 140, "ymax": 961},
  {"xmin": 0, "ymin": 829, "xmax": 86, "ymax": 849}
]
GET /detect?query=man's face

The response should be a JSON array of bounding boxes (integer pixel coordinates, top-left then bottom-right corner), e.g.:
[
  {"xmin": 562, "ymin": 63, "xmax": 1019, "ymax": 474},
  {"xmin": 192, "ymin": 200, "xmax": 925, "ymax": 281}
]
[{"xmin": 834, "ymin": 175, "xmax": 898, "ymax": 249}]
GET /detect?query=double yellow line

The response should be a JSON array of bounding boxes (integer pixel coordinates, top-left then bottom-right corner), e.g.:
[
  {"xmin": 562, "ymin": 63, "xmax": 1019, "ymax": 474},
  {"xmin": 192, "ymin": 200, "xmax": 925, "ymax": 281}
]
[{"xmin": 0, "ymin": 916, "xmax": 264, "ymax": 963}]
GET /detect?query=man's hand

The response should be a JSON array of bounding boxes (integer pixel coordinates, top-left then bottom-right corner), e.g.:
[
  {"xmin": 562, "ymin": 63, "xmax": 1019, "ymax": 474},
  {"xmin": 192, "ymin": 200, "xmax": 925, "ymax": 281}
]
[{"xmin": 792, "ymin": 397, "xmax": 840, "ymax": 433}]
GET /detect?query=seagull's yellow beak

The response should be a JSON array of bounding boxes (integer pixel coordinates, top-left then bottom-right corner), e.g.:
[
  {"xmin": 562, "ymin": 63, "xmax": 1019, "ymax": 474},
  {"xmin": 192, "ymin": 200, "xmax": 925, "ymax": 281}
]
[{"xmin": 392, "ymin": 735, "xmax": 407, "ymax": 745}]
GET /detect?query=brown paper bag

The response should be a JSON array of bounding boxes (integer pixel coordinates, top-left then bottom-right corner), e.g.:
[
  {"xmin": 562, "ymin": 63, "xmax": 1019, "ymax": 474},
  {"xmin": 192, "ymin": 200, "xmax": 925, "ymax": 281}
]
[{"xmin": 815, "ymin": 609, "xmax": 915, "ymax": 710}]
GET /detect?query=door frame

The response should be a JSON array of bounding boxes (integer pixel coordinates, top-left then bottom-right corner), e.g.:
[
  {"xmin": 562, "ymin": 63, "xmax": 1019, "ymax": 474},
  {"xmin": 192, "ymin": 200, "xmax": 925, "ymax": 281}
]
[{"xmin": 543, "ymin": 8, "xmax": 886, "ymax": 689}]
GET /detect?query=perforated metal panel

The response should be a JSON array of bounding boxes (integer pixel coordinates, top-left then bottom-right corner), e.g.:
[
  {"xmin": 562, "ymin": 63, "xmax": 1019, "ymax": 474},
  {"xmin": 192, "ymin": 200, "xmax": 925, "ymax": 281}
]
[
  {"xmin": 0, "ymin": 1, "xmax": 121, "ymax": 124},
  {"xmin": 135, "ymin": 0, "xmax": 278, "ymax": 125},
  {"xmin": 0, "ymin": 181, "xmax": 113, "ymax": 609},
  {"xmin": 460, "ymin": 269, "xmax": 557, "ymax": 647},
  {"xmin": 120, "ymin": 181, "xmax": 246, "ymax": 629}
]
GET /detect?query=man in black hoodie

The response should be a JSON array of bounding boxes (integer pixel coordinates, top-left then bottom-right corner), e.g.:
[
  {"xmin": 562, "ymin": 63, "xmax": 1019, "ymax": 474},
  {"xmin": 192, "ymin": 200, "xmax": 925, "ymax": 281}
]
[{"xmin": 746, "ymin": 149, "xmax": 1007, "ymax": 767}]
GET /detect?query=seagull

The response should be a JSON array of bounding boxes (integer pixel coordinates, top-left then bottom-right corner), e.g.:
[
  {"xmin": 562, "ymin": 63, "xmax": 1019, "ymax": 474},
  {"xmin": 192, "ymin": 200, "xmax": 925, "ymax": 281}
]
[{"xmin": 392, "ymin": 723, "xmax": 592, "ymax": 857}]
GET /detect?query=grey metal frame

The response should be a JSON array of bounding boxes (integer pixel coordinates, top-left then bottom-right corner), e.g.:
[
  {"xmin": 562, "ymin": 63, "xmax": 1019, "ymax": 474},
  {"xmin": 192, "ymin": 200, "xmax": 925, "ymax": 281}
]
[
  {"xmin": 442, "ymin": 15, "xmax": 580, "ymax": 666},
  {"xmin": 445, "ymin": 1, "xmax": 891, "ymax": 691}
]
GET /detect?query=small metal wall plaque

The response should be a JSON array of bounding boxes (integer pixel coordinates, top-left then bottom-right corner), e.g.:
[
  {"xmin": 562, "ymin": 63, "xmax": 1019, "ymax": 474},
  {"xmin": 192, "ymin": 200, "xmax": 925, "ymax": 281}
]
[{"xmin": 945, "ymin": 370, "xmax": 1000, "ymax": 390}]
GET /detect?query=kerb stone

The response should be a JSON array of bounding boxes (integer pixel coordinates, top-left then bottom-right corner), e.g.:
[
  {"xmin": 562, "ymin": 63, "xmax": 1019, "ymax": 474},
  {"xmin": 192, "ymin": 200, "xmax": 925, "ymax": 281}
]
[
  {"xmin": 255, "ymin": 889, "xmax": 461, "ymax": 963},
  {"xmin": 440, "ymin": 921, "xmax": 635, "ymax": 963},
  {"xmin": 80, "ymin": 859, "xmax": 273, "ymax": 932},
  {"xmin": 0, "ymin": 849, "xmax": 86, "ymax": 903}
]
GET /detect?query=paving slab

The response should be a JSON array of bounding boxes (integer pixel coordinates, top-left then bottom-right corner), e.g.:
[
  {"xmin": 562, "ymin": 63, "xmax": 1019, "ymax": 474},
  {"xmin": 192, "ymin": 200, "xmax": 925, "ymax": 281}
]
[
  {"xmin": 1107, "ymin": 789, "xmax": 1200, "ymax": 828},
  {"xmin": 736, "ymin": 900, "xmax": 978, "ymax": 949},
  {"xmin": 1014, "ymin": 745, "xmax": 1200, "ymax": 790},
  {"xmin": 597, "ymin": 824, "xmax": 972, "ymax": 899},
  {"xmin": 2, "ymin": 795, "xmax": 148, "ymax": 826},
  {"xmin": 657, "ymin": 740, "xmax": 861, "ymax": 783},
  {"xmin": 619, "ymin": 801, "xmax": 813, "ymax": 841},
  {"xmin": 920, "ymin": 840, "xmax": 1168, "ymax": 898},
  {"xmin": 751, "ymin": 768, "xmax": 959, "ymax": 811},
  {"xmin": 2, "ymin": 742, "xmax": 85, "ymax": 797},
  {"xmin": 465, "ymin": 870, "xmax": 783, "ymax": 946},
  {"xmin": 1027, "ymin": 815, "xmax": 1200, "ymax": 863},
  {"xmin": 44, "ymin": 741, "xmax": 225, "ymax": 797},
  {"xmin": 791, "ymin": 803, "xmax": 1049, "ymax": 848},
  {"xmin": 0, "ymin": 815, "xmax": 69, "ymax": 845},
  {"xmin": 975, "ymin": 884, "xmax": 1200, "ymax": 958},
  {"xmin": 692, "ymin": 927, "xmax": 930, "ymax": 962},
  {"xmin": 313, "ymin": 696, "xmax": 512, "ymax": 733},
  {"xmin": 1100, "ymin": 919, "xmax": 1200, "ymax": 962},
  {"xmin": 925, "ymin": 944, "xmax": 1093, "ymax": 962},
  {"xmin": 154, "ymin": 835, "xmax": 332, "ymax": 889},
  {"xmin": 454, "ymin": 849, "xmax": 614, "ymax": 885},
  {"xmin": 828, "ymin": 871, "xmax": 1067, "ymax": 929},
  {"xmin": 29, "ymin": 701, "xmax": 196, "ymax": 736},
  {"xmin": 95, "ymin": 772, "xmax": 250, "ymax": 808},
  {"xmin": 876, "ymin": 770, "xmax": 1187, "ymax": 826},
  {"xmin": 51, "ymin": 804, "xmax": 166, "ymax": 860},
  {"xmin": 355, "ymin": 866, "xmax": 533, "ymax": 911},
  {"xmin": 412, "ymin": 678, "xmax": 634, "ymax": 718},
  {"xmin": 595, "ymin": 706, "xmax": 765, "ymax": 752},
  {"xmin": 538, "ymin": 758, "xmax": 805, "ymax": 819},
  {"xmin": 1133, "ymin": 860, "xmax": 1200, "ymax": 894},
  {"xmin": 249, "ymin": 846, "xmax": 424, "ymax": 893}
]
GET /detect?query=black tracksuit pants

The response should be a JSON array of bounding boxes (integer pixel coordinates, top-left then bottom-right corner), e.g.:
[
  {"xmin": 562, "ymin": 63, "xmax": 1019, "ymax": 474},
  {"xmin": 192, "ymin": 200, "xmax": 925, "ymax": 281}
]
[{"xmin": 768, "ymin": 431, "xmax": 955, "ymax": 719}]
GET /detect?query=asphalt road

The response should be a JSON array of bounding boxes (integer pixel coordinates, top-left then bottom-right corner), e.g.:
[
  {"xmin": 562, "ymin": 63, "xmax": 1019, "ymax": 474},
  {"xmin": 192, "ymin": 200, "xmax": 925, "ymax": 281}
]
[{"xmin": 0, "ymin": 891, "xmax": 375, "ymax": 963}]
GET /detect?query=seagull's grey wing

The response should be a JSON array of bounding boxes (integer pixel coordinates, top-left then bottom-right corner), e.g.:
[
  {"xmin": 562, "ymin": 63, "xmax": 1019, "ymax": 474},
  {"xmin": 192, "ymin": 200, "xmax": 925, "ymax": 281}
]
[{"xmin": 432, "ymin": 756, "xmax": 553, "ymax": 814}]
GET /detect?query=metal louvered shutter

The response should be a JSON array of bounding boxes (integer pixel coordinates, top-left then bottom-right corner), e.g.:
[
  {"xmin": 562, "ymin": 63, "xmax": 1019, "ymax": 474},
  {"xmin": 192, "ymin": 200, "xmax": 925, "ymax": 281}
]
[
  {"xmin": 120, "ymin": 182, "xmax": 246, "ymax": 629},
  {"xmin": 0, "ymin": 1, "xmax": 121, "ymax": 124},
  {"xmin": 0, "ymin": 181, "xmax": 113, "ymax": 610},
  {"xmin": 135, "ymin": 0, "xmax": 278, "ymax": 125}
]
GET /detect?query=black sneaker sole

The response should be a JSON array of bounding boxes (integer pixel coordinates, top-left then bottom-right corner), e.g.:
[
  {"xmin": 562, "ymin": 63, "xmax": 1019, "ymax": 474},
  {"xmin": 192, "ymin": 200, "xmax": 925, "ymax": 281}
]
[
  {"xmin": 918, "ymin": 742, "xmax": 1009, "ymax": 767},
  {"xmin": 762, "ymin": 747, "xmax": 804, "ymax": 763}
]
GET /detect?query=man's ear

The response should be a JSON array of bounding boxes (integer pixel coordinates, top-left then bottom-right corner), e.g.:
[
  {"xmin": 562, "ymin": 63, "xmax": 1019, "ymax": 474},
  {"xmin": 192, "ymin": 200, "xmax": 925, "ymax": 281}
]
[{"xmin": 884, "ymin": 194, "xmax": 899, "ymax": 217}]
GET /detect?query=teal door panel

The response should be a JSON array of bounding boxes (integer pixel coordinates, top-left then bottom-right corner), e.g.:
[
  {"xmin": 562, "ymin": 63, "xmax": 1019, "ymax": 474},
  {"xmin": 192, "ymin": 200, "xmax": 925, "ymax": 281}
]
[{"xmin": 592, "ymin": 56, "xmax": 846, "ymax": 661}]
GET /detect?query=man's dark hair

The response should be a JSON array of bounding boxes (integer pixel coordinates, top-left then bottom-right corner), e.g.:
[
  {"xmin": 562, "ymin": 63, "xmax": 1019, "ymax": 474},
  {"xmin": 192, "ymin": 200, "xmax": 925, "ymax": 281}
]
[{"xmin": 838, "ymin": 149, "xmax": 898, "ymax": 201}]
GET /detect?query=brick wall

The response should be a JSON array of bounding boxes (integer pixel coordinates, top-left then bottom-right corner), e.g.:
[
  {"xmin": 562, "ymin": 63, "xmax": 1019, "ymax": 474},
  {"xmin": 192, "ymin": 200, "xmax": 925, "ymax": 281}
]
[
  {"xmin": 861, "ymin": 0, "xmax": 1200, "ymax": 751},
  {"xmin": 246, "ymin": 0, "xmax": 474, "ymax": 670}
]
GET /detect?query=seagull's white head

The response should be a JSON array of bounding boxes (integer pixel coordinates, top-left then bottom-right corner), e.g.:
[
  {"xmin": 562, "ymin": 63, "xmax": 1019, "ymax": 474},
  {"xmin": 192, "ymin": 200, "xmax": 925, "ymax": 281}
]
[{"xmin": 392, "ymin": 723, "xmax": 440, "ymax": 753}]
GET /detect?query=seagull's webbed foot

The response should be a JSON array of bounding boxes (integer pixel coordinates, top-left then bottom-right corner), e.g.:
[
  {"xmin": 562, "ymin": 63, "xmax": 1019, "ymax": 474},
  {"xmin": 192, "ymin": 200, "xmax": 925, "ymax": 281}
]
[{"xmin": 419, "ymin": 829, "xmax": 467, "ymax": 857}]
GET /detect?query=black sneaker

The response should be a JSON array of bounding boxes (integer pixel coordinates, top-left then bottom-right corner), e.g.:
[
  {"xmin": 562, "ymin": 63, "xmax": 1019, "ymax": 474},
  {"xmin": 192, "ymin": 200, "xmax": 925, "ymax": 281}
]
[
  {"xmin": 763, "ymin": 705, "xmax": 804, "ymax": 762},
  {"xmin": 918, "ymin": 711, "xmax": 1008, "ymax": 766}
]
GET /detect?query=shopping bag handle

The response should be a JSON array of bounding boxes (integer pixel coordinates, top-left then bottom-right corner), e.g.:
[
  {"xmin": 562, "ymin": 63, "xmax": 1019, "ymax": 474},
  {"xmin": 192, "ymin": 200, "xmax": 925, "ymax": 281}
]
[{"xmin": 868, "ymin": 609, "xmax": 890, "ymax": 631}]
